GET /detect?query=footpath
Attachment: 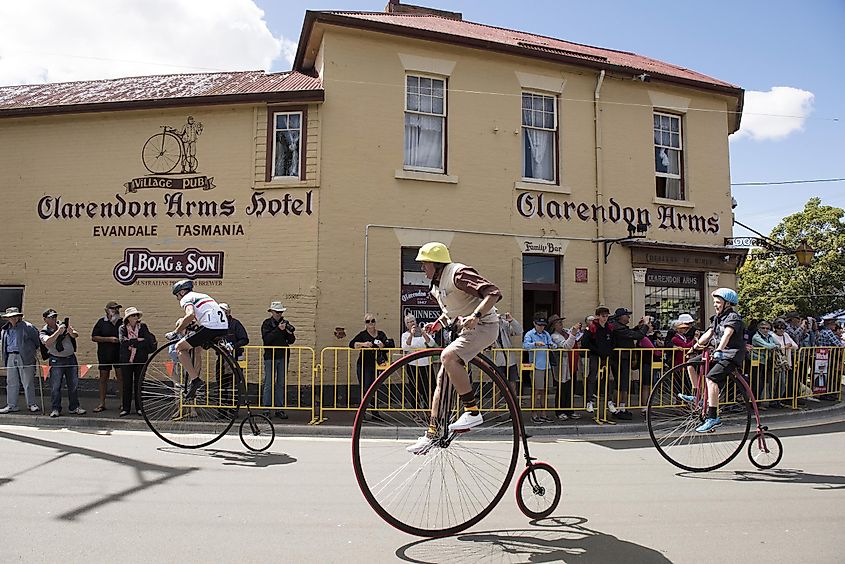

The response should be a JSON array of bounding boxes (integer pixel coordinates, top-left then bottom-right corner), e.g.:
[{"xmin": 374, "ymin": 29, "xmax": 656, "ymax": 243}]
[{"xmin": 1, "ymin": 382, "xmax": 842, "ymax": 438}]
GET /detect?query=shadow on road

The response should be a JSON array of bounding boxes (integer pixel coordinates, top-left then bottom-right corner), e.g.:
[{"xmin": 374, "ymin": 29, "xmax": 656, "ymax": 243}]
[
  {"xmin": 584, "ymin": 419, "xmax": 845, "ymax": 451},
  {"xmin": 677, "ymin": 468, "xmax": 845, "ymax": 490},
  {"xmin": 395, "ymin": 516, "xmax": 672, "ymax": 563},
  {"xmin": 157, "ymin": 446, "xmax": 297, "ymax": 467},
  {"xmin": 0, "ymin": 430, "xmax": 197, "ymax": 521}
]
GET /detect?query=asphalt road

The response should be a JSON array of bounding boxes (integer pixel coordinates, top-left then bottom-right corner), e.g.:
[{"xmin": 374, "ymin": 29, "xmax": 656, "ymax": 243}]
[{"xmin": 1, "ymin": 420, "xmax": 843, "ymax": 563}]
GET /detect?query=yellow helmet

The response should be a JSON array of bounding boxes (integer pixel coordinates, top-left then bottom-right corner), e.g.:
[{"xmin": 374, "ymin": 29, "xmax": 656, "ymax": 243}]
[{"xmin": 416, "ymin": 242, "xmax": 452, "ymax": 263}]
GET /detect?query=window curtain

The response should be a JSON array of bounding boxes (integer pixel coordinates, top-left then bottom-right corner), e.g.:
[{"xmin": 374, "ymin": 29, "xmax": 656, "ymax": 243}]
[
  {"xmin": 404, "ymin": 114, "xmax": 443, "ymax": 170},
  {"xmin": 524, "ymin": 128, "xmax": 554, "ymax": 181},
  {"xmin": 275, "ymin": 130, "xmax": 300, "ymax": 177}
]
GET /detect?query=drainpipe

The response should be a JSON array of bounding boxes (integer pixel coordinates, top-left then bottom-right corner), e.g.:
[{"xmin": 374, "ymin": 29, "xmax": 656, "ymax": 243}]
[{"xmin": 594, "ymin": 70, "xmax": 606, "ymax": 306}]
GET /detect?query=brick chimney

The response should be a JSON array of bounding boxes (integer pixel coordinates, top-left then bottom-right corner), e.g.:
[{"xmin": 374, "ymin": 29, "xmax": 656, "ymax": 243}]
[{"xmin": 385, "ymin": 0, "xmax": 462, "ymax": 20}]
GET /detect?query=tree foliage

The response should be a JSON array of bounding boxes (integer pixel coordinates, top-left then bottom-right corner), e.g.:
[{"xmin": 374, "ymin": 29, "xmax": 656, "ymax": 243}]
[{"xmin": 738, "ymin": 197, "xmax": 845, "ymax": 321}]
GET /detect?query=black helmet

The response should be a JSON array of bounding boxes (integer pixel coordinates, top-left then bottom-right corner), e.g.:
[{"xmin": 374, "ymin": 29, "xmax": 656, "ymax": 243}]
[{"xmin": 172, "ymin": 279, "xmax": 193, "ymax": 296}]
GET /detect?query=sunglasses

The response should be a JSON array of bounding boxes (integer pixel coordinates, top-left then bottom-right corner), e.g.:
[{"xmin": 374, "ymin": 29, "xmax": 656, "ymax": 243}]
[{"xmin": 365, "ymin": 319, "xmax": 376, "ymax": 324}]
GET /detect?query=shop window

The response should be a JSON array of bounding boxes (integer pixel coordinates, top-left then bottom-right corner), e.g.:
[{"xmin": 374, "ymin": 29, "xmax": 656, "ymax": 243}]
[
  {"xmin": 401, "ymin": 247, "xmax": 429, "ymax": 286},
  {"xmin": 271, "ymin": 110, "xmax": 303, "ymax": 179},
  {"xmin": 0, "ymin": 286, "xmax": 24, "ymax": 316},
  {"xmin": 522, "ymin": 92, "xmax": 557, "ymax": 183},
  {"xmin": 644, "ymin": 270, "xmax": 703, "ymax": 332},
  {"xmin": 654, "ymin": 112, "xmax": 684, "ymax": 200},
  {"xmin": 400, "ymin": 247, "xmax": 440, "ymax": 333},
  {"xmin": 404, "ymin": 75, "xmax": 446, "ymax": 173}
]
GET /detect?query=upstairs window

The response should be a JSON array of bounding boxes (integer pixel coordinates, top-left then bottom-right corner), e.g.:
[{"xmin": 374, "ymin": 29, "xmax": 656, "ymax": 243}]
[
  {"xmin": 273, "ymin": 111, "xmax": 302, "ymax": 178},
  {"xmin": 522, "ymin": 92, "xmax": 557, "ymax": 182},
  {"xmin": 654, "ymin": 112, "xmax": 684, "ymax": 199},
  {"xmin": 404, "ymin": 75, "xmax": 446, "ymax": 173}
]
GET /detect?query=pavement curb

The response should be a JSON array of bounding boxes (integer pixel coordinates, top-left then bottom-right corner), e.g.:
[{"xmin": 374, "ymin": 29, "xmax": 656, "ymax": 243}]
[{"xmin": 2, "ymin": 400, "xmax": 842, "ymax": 439}]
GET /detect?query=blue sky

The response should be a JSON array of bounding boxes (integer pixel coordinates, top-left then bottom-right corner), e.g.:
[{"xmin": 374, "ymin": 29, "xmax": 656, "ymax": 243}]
[
  {"xmin": 2, "ymin": 0, "xmax": 842, "ymax": 237},
  {"xmin": 259, "ymin": 0, "xmax": 845, "ymax": 237}
]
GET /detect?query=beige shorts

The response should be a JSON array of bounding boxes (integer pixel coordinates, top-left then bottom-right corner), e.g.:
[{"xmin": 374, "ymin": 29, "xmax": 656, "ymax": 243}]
[{"xmin": 444, "ymin": 321, "xmax": 499, "ymax": 364}]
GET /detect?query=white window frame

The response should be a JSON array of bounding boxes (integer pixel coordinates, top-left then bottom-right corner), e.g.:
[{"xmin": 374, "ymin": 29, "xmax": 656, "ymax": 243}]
[
  {"xmin": 271, "ymin": 110, "xmax": 303, "ymax": 179},
  {"xmin": 404, "ymin": 74, "xmax": 446, "ymax": 174},
  {"xmin": 521, "ymin": 91, "xmax": 558, "ymax": 184},
  {"xmin": 654, "ymin": 111, "xmax": 685, "ymax": 200}
]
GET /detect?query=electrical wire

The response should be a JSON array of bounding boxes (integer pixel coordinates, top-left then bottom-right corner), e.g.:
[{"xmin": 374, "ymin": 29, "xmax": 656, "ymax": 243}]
[{"xmin": 732, "ymin": 178, "xmax": 845, "ymax": 186}]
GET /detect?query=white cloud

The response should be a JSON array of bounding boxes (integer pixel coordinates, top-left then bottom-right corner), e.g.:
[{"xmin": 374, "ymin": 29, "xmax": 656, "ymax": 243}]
[
  {"xmin": 732, "ymin": 86, "xmax": 815, "ymax": 141},
  {"xmin": 0, "ymin": 0, "xmax": 295, "ymax": 86}
]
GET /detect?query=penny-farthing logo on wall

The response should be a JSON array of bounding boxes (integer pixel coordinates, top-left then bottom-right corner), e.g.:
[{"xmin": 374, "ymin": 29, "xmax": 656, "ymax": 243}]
[{"xmin": 124, "ymin": 115, "xmax": 215, "ymax": 193}]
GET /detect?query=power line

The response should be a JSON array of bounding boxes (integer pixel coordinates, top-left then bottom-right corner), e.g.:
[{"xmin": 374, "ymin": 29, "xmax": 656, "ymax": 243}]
[{"xmin": 732, "ymin": 178, "xmax": 845, "ymax": 187}]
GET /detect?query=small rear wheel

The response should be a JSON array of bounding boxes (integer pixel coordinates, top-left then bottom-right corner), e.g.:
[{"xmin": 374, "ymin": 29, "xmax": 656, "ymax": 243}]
[
  {"xmin": 747, "ymin": 431, "xmax": 783, "ymax": 470},
  {"xmin": 239, "ymin": 413, "xmax": 275, "ymax": 452},
  {"xmin": 515, "ymin": 462, "xmax": 561, "ymax": 519}
]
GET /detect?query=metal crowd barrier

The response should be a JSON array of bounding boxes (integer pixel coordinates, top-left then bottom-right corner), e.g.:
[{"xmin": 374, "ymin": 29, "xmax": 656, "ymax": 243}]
[{"xmin": 5, "ymin": 344, "xmax": 842, "ymax": 425}]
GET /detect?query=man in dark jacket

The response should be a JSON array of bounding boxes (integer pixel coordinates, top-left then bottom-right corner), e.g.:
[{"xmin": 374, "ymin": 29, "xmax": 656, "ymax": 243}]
[
  {"xmin": 261, "ymin": 301, "xmax": 296, "ymax": 419},
  {"xmin": 580, "ymin": 306, "xmax": 614, "ymax": 415},
  {"xmin": 609, "ymin": 307, "xmax": 650, "ymax": 420},
  {"xmin": 219, "ymin": 303, "xmax": 249, "ymax": 360}
]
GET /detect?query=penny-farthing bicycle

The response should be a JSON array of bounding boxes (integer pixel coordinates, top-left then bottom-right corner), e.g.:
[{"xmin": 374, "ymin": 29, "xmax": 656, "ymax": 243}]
[
  {"xmin": 351, "ymin": 349, "xmax": 561, "ymax": 537},
  {"xmin": 138, "ymin": 338, "xmax": 275, "ymax": 452},
  {"xmin": 141, "ymin": 126, "xmax": 183, "ymax": 174},
  {"xmin": 646, "ymin": 349, "xmax": 783, "ymax": 472}
]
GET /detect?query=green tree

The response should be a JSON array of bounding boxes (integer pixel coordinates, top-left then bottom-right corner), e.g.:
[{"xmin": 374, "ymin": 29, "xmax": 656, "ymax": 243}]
[{"xmin": 738, "ymin": 197, "xmax": 845, "ymax": 321}]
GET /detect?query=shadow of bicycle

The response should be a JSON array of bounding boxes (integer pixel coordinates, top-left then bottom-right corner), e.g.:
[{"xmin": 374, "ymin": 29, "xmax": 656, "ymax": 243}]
[
  {"xmin": 395, "ymin": 516, "xmax": 672, "ymax": 564},
  {"xmin": 157, "ymin": 446, "xmax": 297, "ymax": 468},
  {"xmin": 676, "ymin": 468, "xmax": 845, "ymax": 490}
]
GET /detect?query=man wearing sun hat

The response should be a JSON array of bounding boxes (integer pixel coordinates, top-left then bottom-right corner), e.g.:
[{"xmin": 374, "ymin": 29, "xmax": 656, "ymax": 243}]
[
  {"xmin": 261, "ymin": 301, "xmax": 296, "ymax": 419},
  {"xmin": 0, "ymin": 307, "xmax": 42, "ymax": 414}
]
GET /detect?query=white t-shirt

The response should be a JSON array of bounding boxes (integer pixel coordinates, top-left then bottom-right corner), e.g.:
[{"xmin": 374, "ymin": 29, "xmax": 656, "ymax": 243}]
[
  {"xmin": 180, "ymin": 291, "xmax": 228, "ymax": 330},
  {"xmin": 401, "ymin": 330, "xmax": 437, "ymax": 366}
]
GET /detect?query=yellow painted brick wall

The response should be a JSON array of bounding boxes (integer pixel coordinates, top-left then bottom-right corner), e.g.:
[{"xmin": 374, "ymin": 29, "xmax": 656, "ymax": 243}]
[{"xmin": 0, "ymin": 104, "xmax": 319, "ymax": 367}]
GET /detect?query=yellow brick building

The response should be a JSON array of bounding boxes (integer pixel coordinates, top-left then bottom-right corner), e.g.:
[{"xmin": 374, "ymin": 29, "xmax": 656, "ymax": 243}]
[{"xmin": 0, "ymin": 3, "xmax": 745, "ymax": 363}]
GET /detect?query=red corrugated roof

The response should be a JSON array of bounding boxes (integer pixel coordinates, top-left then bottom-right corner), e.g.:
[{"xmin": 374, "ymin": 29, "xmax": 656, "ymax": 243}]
[
  {"xmin": 317, "ymin": 11, "xmax": 739, "ymax": 90},
  {"xmin": 0, "ymin": 70, "xmax": 323, "ymax": 113}
]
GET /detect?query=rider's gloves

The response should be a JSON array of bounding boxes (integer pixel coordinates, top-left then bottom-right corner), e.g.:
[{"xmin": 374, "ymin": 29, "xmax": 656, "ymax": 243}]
[{"xmin": 712, "ymin": 350, "xmax": 725, "ymax": 361}]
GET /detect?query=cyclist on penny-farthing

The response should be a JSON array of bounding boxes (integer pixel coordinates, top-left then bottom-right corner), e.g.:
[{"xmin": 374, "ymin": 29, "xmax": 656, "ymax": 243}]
[
  {"xmin": 681, "ymin": 287, "xmax": 746, "ymax": 433},
  {"xmin": 406, "ymin": 242, "xmax": 503, "ymax": 454},
  {"xmin": 170, "ymin": 280, "xmax": 229, "ymax": 401}
]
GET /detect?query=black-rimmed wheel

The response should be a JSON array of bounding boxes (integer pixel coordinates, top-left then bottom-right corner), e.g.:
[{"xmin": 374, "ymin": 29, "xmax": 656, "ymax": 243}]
[
  {"xmin": 647, "ymin": 363, "xmax": 752, "ymax": 472},
  {"xmin": 747, "ymin": 431, "xmax": 783, "ymax": 470},
  {"xmin": 352, "ymin": 349, "xmax": 520, "ymax": 537},
  {"xmin": 139, "ymin": 341, "xmax": 240, "ymax": 449},
  {"xmin": 239, "ymin": 413, "xmax": 275, "ymax": 452},
  {"xmin": 515, "ymin": 462, "xmax": 561, "ymax": 519},
  {"xmin": 142, "ymin": 132, "xmax": 181, "ymax": 174}
]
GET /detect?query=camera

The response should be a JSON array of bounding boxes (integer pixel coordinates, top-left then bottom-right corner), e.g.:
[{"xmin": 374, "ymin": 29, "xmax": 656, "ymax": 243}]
[{"xmin": 63, "ymin": 317, "xmax": 70, "ymax": 328}]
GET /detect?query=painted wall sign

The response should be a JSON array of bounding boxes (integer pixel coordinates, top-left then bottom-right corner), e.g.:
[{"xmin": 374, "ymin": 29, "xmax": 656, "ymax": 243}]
[
  {"xmin": 645, "ymin": 269, "xmax": 702, "ymax": 289},
  {"xmin": 520, "ymin": 239, "xmax": 564, "ymax": 255},
  {"xmin": 113, "ymin": 247, "xmax": 224, "ymax": 285},
  {"xmin": 401, "ymin": 284, "xmax": 438, "ymax": 307},
  {"xmin": 515, "ymin": 192, "xmax": 721, "ymax": 234}
]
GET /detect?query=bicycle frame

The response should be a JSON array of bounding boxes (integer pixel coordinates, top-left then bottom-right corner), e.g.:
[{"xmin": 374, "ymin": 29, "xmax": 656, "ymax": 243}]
[
  {"xmin": 695, "ymin": 350, "xmax": 773, "ymax": 453},
  {"xmin": 431, "ymin": 352, "xmax": 536, "ymax": 470}
]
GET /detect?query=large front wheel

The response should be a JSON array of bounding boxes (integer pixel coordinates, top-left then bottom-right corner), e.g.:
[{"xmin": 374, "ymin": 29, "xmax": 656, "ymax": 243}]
[
  {"xmin": 138, "ymin": 341, "xmax": 240, "ymax": 449},
  {"xmin": 352, "ymin": 349, "xmax": 520, "ymax": 537},
  {"xmin": 647, "ymin": 363, "xmax": 752, "ymax": 472}
]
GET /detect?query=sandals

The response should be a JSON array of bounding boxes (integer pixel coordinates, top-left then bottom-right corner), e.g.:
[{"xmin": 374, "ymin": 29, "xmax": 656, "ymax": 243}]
[{"xmin": 93, "ymin": 405, "xmax": 106, "ymax": 413}]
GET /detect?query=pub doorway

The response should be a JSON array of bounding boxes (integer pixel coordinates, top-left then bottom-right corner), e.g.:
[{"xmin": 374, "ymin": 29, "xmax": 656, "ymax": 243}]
[{"xmin": 522, "ymin": 255, "xmax": 561, "ymax": 327}]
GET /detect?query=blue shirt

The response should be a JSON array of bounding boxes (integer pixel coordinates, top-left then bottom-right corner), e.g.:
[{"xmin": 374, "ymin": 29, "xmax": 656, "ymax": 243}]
[
  {"xmin": 5, "ymin": 323, "xmax": 21, "ymax": 352},
  {"xmin": 523, "ymin": 328, "xmax": 554, "ymax": 370}
]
